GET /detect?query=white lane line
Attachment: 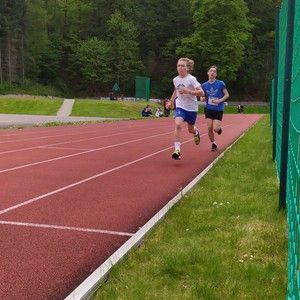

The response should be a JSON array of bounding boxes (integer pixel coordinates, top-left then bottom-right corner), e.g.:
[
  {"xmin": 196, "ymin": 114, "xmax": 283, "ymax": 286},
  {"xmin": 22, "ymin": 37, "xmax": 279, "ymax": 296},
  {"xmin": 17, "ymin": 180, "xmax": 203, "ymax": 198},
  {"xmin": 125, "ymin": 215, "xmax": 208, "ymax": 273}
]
[
  {"xmin": 0, "ymin": 122, "xmax": 168, "ymax": 146},
  {"xmin": 0, "ymin": 142, "xmax": 177, "ymax": 216},
  {"xmin": 0, "ymin": 126, "xmax": 171, "ymax": 155},
  {"xmin": 0, "ymin": 220, "xmax": 133, "ymax": 237},
  {"xmin": 39, "ymin": 146, "xmax": 93, "ymax": 151},
  {"xmin": 0, "ymin": 131, "xmax": 172, "ymax": 174},
  {"xmin": 0, "ymin": 129, "xmax": 140, "ymax": 155}
]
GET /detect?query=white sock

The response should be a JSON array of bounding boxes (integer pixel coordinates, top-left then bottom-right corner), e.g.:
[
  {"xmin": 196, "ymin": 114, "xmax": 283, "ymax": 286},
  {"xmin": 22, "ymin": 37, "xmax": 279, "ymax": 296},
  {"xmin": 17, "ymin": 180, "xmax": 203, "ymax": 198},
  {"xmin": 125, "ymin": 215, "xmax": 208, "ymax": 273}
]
[{"xmin": 175, "ymin": 142, "xmax": 180, "ymax": 151}]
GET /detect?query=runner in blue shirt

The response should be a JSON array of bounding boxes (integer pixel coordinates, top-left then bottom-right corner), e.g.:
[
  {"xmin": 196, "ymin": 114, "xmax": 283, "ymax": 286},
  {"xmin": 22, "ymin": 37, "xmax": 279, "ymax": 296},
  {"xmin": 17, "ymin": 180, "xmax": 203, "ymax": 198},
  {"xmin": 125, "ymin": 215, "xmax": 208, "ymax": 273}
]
[{"xmin": 201, "ymin": 65, "xmax": 229, "ymax": 151}]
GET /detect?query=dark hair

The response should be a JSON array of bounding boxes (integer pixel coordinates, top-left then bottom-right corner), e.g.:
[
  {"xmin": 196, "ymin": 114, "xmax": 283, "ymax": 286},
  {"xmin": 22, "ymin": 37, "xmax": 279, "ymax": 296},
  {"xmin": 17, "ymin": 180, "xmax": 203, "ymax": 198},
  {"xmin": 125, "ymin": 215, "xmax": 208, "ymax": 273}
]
[{"xmin": 208, "ymin": 65, "xmax": 218, "ymax": 72}]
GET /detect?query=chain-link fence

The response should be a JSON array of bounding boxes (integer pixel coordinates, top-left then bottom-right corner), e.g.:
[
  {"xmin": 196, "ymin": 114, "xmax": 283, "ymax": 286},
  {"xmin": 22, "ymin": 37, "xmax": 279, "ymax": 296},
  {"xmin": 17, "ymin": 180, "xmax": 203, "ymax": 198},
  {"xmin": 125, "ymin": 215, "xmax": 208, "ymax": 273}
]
[{"xmin": 271, "ymin": 0, "xmax": 300, "ymax": 299}]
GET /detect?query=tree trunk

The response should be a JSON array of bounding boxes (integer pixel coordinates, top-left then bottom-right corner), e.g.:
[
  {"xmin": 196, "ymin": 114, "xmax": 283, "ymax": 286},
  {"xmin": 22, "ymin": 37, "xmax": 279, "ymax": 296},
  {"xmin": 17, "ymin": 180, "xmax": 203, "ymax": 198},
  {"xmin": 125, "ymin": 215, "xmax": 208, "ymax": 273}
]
[
  {"xmin": 21, "ymin": 33, "xmax": 25, "ymax": 81},
  {"xmin": 0, "ymin": 41, "xmax": 3, "ymax": 84},
  {"xmin": 7, "ymin": 35, "xmax": 12, "ymax": 83}
]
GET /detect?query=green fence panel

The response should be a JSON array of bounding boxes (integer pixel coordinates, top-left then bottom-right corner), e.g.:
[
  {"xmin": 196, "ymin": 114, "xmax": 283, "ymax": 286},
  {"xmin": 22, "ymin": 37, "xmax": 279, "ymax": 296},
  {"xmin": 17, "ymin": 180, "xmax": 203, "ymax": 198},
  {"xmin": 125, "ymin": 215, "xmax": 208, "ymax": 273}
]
[
  {"xmin": 287, "ymin": 0, "xmax": 300, "ymax": 298},
  {"xmin": 272, "ymin": 0, "xmax": 300, "ymax": 298},
  {"xmin": 276, "ymin": 1, "xmax": 288, "ymax": 178},
  {"xmin": 135, "ymin": 76, "xmax": 150, "ymax": 101}
]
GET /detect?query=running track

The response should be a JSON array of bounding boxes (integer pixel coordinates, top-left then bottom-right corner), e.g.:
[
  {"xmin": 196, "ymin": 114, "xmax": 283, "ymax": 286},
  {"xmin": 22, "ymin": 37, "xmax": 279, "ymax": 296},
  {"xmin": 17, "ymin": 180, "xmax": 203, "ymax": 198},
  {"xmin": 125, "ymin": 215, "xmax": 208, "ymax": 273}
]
[{"xmin": 0, "ymin": 114, "xmax": 263, "ymax": 299}]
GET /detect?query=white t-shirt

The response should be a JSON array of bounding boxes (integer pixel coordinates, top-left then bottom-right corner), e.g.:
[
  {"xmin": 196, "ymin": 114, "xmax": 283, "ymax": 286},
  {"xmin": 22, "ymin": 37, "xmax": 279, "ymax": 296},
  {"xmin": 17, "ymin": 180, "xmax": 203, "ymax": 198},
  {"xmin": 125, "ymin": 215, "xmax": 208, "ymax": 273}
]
[{"xmin": 173, "ymin": 73, "xmax": 201, "ymax": 112}]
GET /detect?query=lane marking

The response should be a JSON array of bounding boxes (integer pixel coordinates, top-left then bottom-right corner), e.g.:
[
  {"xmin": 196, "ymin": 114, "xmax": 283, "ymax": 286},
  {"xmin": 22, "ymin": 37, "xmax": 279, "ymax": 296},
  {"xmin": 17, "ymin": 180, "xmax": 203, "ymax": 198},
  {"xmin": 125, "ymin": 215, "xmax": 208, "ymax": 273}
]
[
  {"xmin": 0, "ymin": 129, "xmax": 142, "ymax": 154},
  {"xmin": 39, "ymin": 146, "xmax": 93, "ymax": 151},
  {"xmin": 0, "ymin": 145, "xmax": 174, "ymax": 215},
  {"xmin": 0, "ymin": 131, "xmax": 173, "ymax": 174},
  {"xmin": 0, "ymin": 220, "xmax": 133, "ymax": 237},
  {"xmin": 0, "ymin": 124, "xmax": 173, "ymax": 155},
  {"xmin": 0, "ymin": 133, "xmax": 204, "ymax": 216},
  {"xmin": 0, "ymin": 122, "xmax": 170, "ymax": 145}
]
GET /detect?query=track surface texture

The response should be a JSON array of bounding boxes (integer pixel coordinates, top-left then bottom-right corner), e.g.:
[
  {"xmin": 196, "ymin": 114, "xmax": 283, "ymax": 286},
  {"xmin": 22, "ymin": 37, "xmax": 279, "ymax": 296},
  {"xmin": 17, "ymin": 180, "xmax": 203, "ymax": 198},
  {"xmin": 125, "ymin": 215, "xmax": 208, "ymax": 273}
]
[{"xmin": 0, "ymin": 114, "xmax": 262, "ymax": 299}]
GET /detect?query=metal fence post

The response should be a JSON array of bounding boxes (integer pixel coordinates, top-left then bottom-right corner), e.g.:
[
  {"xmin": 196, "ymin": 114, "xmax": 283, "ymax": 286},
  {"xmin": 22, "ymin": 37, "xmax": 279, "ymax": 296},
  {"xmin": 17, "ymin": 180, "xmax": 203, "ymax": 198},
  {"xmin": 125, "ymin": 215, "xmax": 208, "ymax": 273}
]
[{"xmin": 279, "ymin": 0, "xmax": 295, "ymax": 210}]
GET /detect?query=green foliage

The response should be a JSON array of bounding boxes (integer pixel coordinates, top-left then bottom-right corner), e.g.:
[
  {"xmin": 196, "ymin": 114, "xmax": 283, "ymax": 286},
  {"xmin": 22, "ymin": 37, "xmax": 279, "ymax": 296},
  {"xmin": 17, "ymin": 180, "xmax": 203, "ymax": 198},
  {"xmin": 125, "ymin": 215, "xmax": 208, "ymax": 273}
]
[
  {"xmin": 0, "ymin": 0, "xmax": 280, "ymax": 100},
  {"xmin": 0, "ymin": 80, "xmax": 64, "ymax": 97},
  {"xmin": 24, "ymin": 0, "xmax": 49, "ymax": 81},
  {"xmin": 236, "ymin": 0, "xmax": 282, "ymax": 100},
  {"xmin": 71, "ymin": 38, "xmax": 113, "ymax": 95},
  {"xmin": 107, "ymin": 10, "xmax": 144, "ymax": 92},
  {"xmin": 39, "ymin": 33, "xmax": 64, "ymax": 84},
  {"xmin": 181, "ymin": 0, "xmax": 252, "ymax": 81}
]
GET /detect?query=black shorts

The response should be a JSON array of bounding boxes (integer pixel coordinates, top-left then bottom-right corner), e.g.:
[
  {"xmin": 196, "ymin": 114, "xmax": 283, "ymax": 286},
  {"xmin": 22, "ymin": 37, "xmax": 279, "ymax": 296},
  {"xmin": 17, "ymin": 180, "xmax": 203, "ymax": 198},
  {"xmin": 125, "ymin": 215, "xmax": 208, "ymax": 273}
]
[{"xmin": 204, "ymin": 107, "xmax": 223, "ymax": 121}]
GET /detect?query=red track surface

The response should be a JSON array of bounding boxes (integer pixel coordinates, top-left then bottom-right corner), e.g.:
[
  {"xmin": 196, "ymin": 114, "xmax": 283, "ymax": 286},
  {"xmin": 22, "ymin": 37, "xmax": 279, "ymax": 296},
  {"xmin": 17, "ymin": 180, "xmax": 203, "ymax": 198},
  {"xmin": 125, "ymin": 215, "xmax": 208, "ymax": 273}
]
[{"xmin": 0, "ymin": 114, "xmax": 262, "ymax": 299}]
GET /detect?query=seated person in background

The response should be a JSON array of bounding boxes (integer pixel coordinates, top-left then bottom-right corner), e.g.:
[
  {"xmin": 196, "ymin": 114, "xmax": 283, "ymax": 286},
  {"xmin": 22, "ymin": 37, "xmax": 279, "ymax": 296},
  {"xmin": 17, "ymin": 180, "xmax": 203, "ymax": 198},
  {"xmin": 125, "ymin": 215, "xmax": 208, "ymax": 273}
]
[
  {"xmin": 142, "ymin": 107, "xmax": 151, "ymax": 117},
  {"xmin": 145, "ymin": 104, "xmax": 153, "ymax": 116},
  {"xmin": 155, "ymin": 107, "xmax": 164, "ymax": 117}
]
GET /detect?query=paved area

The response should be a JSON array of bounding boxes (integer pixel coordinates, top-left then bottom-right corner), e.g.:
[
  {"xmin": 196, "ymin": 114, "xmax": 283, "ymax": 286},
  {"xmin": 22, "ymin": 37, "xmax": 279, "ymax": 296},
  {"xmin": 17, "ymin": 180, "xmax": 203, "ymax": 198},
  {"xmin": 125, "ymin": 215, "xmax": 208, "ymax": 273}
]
[
  {"xmin": 56, "ymin": 99, "xmax": 75, "ymax": 117},
  {"xmin": 0, "ymin": 114, "xmax": 118, "ymax": 128},
  {"xmin": 0, "ymin": 99, "xmax": 121, "ymax": 128}
]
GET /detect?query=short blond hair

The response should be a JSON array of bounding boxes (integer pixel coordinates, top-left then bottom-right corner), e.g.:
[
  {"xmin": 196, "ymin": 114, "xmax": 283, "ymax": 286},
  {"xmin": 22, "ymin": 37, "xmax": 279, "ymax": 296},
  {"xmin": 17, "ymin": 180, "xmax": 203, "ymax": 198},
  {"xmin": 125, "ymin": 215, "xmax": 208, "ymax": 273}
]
[{"xmin": 178, "ymin": 58, "xmax": 194, "ymax": 72}]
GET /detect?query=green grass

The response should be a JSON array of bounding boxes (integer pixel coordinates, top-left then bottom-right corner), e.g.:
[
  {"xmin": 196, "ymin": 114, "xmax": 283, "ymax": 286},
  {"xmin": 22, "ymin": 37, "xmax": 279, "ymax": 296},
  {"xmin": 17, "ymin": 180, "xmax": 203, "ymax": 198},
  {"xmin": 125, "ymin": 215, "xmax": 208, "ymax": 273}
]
[
  {"xmin": 93, "ymin": 115, "xmax": 287, "ymax": 300},
  {"xmin": 198, "ymin": 104, "xmax": 270, "ymax": 114},
  {"xmin": 72, "ymin": 100, "xmax": 269, "ymax": 118},
  {"xmin": 71, "ymin": 99, "xmax": 163, "ymax": 119},
  {"xmin": 0, "ymin": 96, "xmax": 269, "ymax": 119},
  {"xmin": 0, "ymin": 97, "xmax": 63, "ymax": 115}
]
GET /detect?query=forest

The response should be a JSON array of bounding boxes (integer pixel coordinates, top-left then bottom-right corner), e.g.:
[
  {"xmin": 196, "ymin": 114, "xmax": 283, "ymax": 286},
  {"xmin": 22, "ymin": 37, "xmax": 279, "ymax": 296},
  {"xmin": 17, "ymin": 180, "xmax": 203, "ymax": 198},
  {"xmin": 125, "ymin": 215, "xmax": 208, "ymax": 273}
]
[{"xmin": 0, "ymin": 0, "xmax": 281, "ymax": 100}]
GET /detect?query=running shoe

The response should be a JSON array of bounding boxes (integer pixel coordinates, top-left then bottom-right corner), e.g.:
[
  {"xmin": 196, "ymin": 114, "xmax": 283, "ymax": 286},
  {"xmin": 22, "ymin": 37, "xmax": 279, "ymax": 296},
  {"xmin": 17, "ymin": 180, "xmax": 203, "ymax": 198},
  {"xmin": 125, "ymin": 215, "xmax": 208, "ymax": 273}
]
[
  {"xmin": 217, "ymin": 128, "xmax": 222, "ymax": 135},
  {"xmin": 194, "ymin": 130, "xmax": 200, "ymax": 145},
  {"xmin": 211, "ymin": 143, "xmax": 217, "ymax": 152},
  {"xmin": 172, "ymin": 150, "xmax": 181, "ymax": 160}
]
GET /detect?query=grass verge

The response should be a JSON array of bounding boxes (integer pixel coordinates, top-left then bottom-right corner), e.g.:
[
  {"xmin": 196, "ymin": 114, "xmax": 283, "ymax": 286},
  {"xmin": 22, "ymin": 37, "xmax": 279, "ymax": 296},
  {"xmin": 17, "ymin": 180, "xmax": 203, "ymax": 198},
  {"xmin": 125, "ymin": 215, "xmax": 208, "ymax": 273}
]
[
  {"xmin": 71, "ymin": 99, "xmax": 163, "ymax": 119},
  {"xmin": 0, "ymin": 96, "xmax": 269, "ymax": 119},
  {"xmin": 93, "ymin": 115, "xmax": 287, "ymax": 300},
  {"xmin": 0, "ymin": 97, "xmax": 63, "ymax": 115}
]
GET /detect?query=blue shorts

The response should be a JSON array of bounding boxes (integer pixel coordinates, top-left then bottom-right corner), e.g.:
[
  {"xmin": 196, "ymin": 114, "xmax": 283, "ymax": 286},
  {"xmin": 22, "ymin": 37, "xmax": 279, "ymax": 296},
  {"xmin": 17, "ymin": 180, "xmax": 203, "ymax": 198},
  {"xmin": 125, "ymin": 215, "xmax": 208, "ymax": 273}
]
[{"xmin": 174, "ymin": 107, "xmax": 198, "ymax": 125}]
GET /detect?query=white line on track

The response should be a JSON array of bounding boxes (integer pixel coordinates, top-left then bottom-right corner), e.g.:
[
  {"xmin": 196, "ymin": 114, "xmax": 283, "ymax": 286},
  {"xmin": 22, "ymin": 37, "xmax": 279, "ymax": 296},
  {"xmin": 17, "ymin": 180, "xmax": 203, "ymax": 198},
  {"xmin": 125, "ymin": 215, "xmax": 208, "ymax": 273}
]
[
  {"xmin": 0, "ymin": 122, "xmax": 168, "ymax": 145},
  {"xmin": 0, "ymin": 125, "xmax": 173, "ymax": 155},
  {"xmin": 39, "ymin": 146, "xmax": 93, "ymax": 151},
  {"xmin": 0, "ymin": 134, "xmax": 200, "ymax": 216},
  {"xmin": 0, "ymin": 128, "xmax": 141, "ymax": 152},
  {"xmin": 0, "ymin": 220, "xmax": 133, "ymax": 236},
  {"xmin": 0, "ymin": 131, "xmax": 173, "ymax": 174}
]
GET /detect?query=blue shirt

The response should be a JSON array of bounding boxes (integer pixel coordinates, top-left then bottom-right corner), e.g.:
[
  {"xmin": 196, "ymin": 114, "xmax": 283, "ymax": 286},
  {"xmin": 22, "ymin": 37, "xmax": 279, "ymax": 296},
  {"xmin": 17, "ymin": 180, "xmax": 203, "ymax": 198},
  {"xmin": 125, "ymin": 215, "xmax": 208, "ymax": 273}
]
[{"xmin": 202, "ymin": 79, "xmax": 227, "ymax": 111}]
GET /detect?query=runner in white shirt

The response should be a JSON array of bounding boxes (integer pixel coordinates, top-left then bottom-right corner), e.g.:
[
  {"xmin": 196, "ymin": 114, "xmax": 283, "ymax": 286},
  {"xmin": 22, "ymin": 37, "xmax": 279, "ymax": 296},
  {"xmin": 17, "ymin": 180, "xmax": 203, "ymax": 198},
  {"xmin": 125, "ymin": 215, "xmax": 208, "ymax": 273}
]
[{"xmin": 169, "ymin": 58, "xmax": 205, "ymax": 160}]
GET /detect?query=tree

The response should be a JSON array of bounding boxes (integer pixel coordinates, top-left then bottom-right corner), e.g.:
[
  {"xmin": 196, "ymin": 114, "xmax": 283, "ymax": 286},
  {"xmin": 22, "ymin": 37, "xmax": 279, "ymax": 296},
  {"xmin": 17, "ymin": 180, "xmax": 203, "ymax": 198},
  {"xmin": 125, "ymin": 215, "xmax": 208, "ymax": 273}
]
[
  {"xmin": 106, "ymin": 10, "xmax": 143, "ymax": 93},
  {"xmin": 0, "ymin": 0, "xmax": 27, "ymax": 83},
  {"xmin": 24, "ymin": 0, "xmax": 49, "ymax": 81},
  {"xmin": 71, "ymin": 37, "xmax": 113, "ymax": 95},
  {"xmin": 178, "ymin": 0, "xmax": 252, "ymax": 82},
  {"xmin": 237, "ymin": 0, "xmax": 281, "ymax": 100}
]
